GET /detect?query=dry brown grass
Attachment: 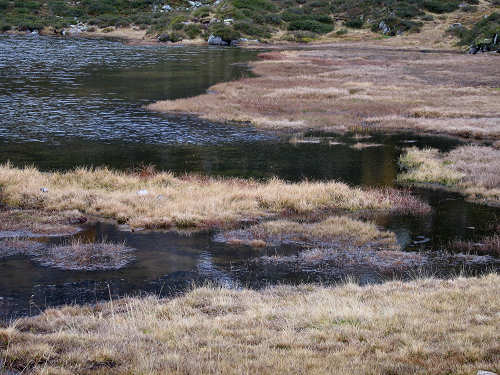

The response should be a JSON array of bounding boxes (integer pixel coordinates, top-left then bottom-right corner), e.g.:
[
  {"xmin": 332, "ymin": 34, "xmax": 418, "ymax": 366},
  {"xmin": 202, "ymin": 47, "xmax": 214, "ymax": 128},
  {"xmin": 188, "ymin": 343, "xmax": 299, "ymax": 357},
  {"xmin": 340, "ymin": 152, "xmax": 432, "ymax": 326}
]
[
  {"xmin": 1, "ymin": 274, "xmax": 498, "ymax": 375},
  {"xmin": 398, "ymin": 145, "xmax": 500, "ymax": 204},
  {"xmin": 0, "ymin": 164, "xmax": 428, "ymax": 231},
  {"xmin": 218, "ymin": 216, "xmax": 398, "ymax": 249},
  {"xmin": 148, "ymin": 44, "xmax": 500, "ymax": 141}
]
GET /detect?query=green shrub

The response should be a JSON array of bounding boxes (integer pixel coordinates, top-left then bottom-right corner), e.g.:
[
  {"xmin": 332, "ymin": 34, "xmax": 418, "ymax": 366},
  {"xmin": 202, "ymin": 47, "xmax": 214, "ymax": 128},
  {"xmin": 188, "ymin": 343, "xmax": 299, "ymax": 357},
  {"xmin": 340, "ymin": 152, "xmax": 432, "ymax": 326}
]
[
  {"xmin": 185, "ymin": 23, "xmax": 201, "ymax": 38},
  {"xmin": 209, "ymin": 23, "xmax": 241, "ymax": 43},
  {"xmin": 288, "ymin": 18, "xmax": 333, "ymax": 33},
  {"xmin": 0, "ymin": 0, "xmax": 9, "ymax": 10},
  {"xmin": 345, "ymin": 16, "xmax": 363, "ymax": 28},
  {"xmin": 423, "ymin": 0, "xmax": 460, "ymax": 14}
]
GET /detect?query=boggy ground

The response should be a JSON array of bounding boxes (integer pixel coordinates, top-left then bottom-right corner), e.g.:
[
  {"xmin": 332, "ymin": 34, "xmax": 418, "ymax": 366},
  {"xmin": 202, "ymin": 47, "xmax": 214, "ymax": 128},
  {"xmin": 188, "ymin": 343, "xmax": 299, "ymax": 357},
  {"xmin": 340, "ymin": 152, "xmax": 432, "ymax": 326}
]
[
  {"xmin": 215, "ymin": 216, "xmax": 398, "ymax": 249},
  {"xmin": 398, "ymin": 145, "xmax": 500, "ymax": 205},
  {"xmin": 148, "ymin": 44, "xmax": 500, "ymax": 141},
  {"xmin": 1, "ymin": 274, "xmax": 498, "ymax": 375},
  {"xmin": 0, "ymin": 163, "xmax": 429, "ymax": 232}
]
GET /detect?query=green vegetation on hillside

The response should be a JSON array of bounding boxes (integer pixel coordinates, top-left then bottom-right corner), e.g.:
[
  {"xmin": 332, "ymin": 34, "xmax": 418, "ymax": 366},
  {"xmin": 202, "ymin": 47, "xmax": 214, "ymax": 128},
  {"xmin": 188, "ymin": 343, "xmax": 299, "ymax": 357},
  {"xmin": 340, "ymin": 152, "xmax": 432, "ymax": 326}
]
[
  {"xmin": 448, "ymin": 12, "xmax": 500, "ymax": 51},
  {"xmin": 0, "ymin": 0, "xmax": 498, "ymax": 42}
]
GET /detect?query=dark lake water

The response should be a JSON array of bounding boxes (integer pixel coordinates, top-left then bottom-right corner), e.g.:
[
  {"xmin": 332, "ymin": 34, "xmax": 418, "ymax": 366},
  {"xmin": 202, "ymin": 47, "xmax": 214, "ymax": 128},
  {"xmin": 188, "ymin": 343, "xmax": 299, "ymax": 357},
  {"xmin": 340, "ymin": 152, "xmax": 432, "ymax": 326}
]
[{"xmin": 0, "ymin": 35, "xmax": 498, "ymax": 321}]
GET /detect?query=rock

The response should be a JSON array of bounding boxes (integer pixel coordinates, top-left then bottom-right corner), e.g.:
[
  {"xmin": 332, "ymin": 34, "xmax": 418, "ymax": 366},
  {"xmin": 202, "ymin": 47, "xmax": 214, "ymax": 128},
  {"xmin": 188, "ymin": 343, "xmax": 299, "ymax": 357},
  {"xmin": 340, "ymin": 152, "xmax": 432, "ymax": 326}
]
[
  {"xmin": 161, "ymin": 4, "xmax": 172, "ymax": 12},
  {"xmin": 224, "ymin": 18, "xmax": 234, "ymax": 25},
  {"xmin": 208, "ymin": 34, "xmax": 228, "ymax": 46},
  {"xmin": 158, "ymin": 33, "xmax": 170, "ymax": 42},
  {"xmin": 477, "ymin": 371, "xmax": 497, "ymax": 375},
  {"xmin": 137, "ymin": 189, "xmax": 149, "ymax": 196},
  {"xmin": 40, "ymin": 187, "xmax": 48, "ymax": 193},
  {"xmin": 469, "ymin": 46, "xmax": 479, "ymax": 54},
  {"xmin": 378, "ymin": 21, "xmax": 390, "ymax": 35}
]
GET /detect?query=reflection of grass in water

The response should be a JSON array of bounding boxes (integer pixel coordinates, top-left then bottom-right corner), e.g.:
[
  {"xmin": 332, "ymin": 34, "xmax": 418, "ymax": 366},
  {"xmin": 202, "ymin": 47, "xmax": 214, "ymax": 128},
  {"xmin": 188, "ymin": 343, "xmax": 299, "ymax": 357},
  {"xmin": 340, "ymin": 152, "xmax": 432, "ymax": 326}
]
[
  {"xmin": 2, "ymin": 274, "xmax": 498, "ymax": 374},
  {"xmin": 37, "ymin": 239, "xmax": 135, "ymax": 271}
]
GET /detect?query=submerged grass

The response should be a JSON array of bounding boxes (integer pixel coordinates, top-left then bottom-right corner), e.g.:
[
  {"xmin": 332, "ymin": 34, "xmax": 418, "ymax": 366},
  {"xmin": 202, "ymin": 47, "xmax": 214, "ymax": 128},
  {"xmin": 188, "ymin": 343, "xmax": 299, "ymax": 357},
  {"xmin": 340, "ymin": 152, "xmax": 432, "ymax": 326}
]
[
  {"xmin": 398, "ymin": 145, "xmax": 500, "ymax": 204},
  {"xmin": 1, "ymin": 274, "xmax": 499, "ymax": 374},
  {"xmin": 0, "ymin": 164, "xmax": 429, "ymax": 231}
]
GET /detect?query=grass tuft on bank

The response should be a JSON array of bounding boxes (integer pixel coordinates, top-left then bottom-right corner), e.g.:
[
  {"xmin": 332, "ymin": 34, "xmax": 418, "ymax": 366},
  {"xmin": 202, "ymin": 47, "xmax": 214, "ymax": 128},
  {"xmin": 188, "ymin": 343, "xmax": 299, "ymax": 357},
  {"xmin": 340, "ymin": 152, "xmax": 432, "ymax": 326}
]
[
  {"xmin": 0, "ymin": 163, "xmax": 429, "ymax": 231},
  {"xmin": 1, "ymin": 274, "xmax": 499, "ymax": 374},
  {"xmin": 398, "ymin": 145, "xmax": 500, "ymax": 204}
]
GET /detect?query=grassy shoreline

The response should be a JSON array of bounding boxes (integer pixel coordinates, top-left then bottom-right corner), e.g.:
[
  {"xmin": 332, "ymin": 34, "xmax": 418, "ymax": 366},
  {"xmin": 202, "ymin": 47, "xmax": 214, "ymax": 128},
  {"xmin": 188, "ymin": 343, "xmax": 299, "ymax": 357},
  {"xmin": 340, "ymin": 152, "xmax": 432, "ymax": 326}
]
[
  {"xmin": 398, "ymin": 145, "xmax": 500, "ymax": 206},
  {"xmin": 1, "ymin": 274, "xmax": 498, "ymax": 374},
  {"xmin": 148, "ymin": 45, "xmax": 500, "ymax": 142}
]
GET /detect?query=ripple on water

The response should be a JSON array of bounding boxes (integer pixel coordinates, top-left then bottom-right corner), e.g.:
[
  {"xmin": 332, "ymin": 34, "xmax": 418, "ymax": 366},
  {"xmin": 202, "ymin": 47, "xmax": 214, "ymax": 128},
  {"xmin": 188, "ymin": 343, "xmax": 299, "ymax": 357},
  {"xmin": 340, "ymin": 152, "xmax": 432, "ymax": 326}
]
[{"xmin": 0, "ymin": 35, "xmax": 272, "ymax": 145}]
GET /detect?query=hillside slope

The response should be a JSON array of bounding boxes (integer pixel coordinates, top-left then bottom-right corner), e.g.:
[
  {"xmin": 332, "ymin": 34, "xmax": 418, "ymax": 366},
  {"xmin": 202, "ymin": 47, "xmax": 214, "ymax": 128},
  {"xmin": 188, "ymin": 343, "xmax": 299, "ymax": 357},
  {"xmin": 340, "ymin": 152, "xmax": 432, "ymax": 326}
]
[{"xmin": 0, "ymin": 0, "xmax": 498, "ymax": 49}]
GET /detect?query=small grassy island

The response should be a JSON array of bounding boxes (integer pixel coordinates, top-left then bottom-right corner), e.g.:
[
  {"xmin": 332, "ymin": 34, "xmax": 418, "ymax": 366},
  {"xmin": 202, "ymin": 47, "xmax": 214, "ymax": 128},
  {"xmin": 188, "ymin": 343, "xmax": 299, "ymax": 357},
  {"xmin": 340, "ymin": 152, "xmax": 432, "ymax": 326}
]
[{"xmin": 0, "ymin": 1, "xmax": 499, "ymax": 374}]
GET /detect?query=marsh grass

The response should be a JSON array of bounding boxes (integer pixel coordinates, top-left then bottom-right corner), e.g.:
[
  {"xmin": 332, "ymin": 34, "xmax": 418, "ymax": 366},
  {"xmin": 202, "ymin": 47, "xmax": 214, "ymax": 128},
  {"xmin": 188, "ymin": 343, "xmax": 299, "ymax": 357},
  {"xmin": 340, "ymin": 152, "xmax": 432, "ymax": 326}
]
[
  {"xmin": 449, "ymin": 234, "xmax": 500, "ymax": 256},
  {"xmin": 0, "ymin": 164, "xmax": 429, "ymax": 231},
  {"xmin": 398, "ymin": 145, "xmax": 500, "ymax": 204},
  {"xmin": 1, "ymin": 274, "xmax": 498, "ymax": 374},
  {"xmin": 218, "ymin": 216, "xmax": 398, "ymax": 249},
  {"xmin": 36, "ymin": 239, "xmax": 135, "ymax": 271},
  {"xmin": 148, "ymin": 46, "xmax": 500, "ymax": 141}
]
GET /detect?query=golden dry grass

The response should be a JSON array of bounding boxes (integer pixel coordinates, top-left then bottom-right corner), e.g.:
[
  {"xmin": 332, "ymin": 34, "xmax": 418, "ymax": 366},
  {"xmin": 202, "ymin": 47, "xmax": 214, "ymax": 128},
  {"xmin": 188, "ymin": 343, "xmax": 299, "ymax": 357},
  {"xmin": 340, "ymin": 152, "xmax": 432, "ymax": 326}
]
[
  {"xmin": 0, "ymin": 164, "xmax": 428, "ymax": 231},
  {"xmin": 1, "ymin": 274, "xmax": 499, "ymax": 375},
  {"xmin": 148, "ymin": 45, "xmax": 500, "ymax": 141},
  {"xmin": 220, "ymin": 216, "xmax": 398, "ymax": 249},
  {"xmin": 398, "ymin": 145, "xmax": 500, "ymax": 204}
]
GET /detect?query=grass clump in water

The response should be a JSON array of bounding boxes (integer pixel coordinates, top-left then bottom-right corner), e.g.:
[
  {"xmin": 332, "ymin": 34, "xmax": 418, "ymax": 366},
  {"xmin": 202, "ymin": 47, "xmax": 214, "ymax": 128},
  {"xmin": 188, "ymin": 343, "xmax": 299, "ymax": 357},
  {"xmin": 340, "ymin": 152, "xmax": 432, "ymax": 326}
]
[{"xmin": 218, "ymin": 216, "xmax": 398, "ymax": 249}]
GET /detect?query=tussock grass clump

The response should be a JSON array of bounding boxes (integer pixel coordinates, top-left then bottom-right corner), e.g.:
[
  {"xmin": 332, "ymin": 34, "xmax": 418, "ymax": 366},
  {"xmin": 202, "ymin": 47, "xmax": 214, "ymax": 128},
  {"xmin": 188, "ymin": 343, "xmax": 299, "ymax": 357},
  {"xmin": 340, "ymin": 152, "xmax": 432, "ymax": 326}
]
[
  {"xmin": 36, "ymin": 240, "xmax": 135, "ymax": 271},
  {"xmin": 1, "ymin": 274, "xmax": 499, "ymax": 374},
  {"xmin": 398, "ymin": 147, "xmax": 465, "ymax": 186},
  {"xmin": 0, "ymin": 164, "xmax": 428, "ymax": 230},
  {"xmin": 0, "ymin": 238, "xmax": 134, "ymax": 270},
  {"xmin": 219, "ymin": 216, "xmax": 398, "ymax": 249},
  {"xmin": 398, "ymin": 145, "xmax": 500, "ymax": 204}
]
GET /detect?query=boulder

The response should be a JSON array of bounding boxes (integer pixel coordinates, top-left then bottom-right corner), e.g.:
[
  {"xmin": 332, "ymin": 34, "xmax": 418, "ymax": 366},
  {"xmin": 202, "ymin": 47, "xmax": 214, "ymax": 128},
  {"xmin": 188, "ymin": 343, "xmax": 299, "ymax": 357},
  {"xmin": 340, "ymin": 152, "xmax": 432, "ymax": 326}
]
[{"xmin": 208, "ymin": 34, "xmax": 228, "ymax": 46}]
